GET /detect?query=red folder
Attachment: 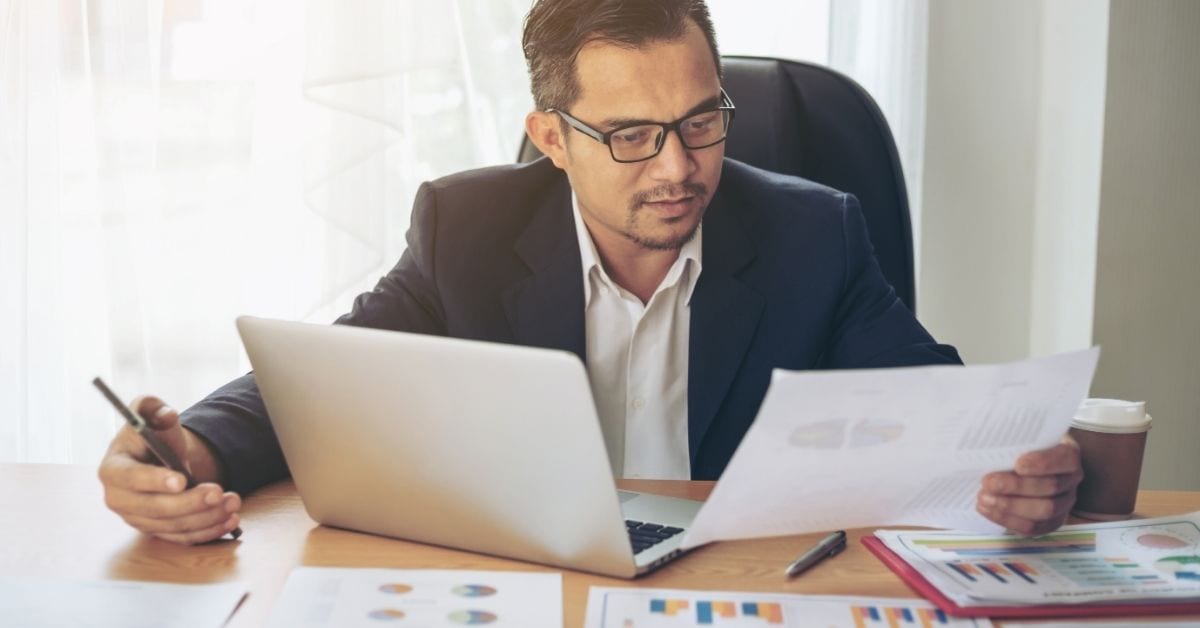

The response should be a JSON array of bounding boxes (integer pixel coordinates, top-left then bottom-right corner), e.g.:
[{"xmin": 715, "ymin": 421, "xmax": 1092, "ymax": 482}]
[{"xmin": 861, "ymin": 536, "xmax": 1200, "ymax": 619}]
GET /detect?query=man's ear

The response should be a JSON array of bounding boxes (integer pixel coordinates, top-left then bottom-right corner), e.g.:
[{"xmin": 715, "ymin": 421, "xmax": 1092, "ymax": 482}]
[{"xmin": 525, "ymin": 111, "xmax": 569, "ymax": 170}]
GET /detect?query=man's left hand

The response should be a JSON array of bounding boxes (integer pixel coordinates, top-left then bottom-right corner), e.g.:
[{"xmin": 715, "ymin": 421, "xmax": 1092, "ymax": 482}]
[{"xmin": 976, "ymin": 437, "xmax": 1083, "ymax": 536}]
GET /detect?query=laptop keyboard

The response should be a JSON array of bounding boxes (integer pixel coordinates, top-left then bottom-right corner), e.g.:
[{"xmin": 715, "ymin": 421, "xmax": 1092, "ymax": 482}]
[{"xmin": 626, "ymin": 520, "xmax": 685, "ymax": 555}]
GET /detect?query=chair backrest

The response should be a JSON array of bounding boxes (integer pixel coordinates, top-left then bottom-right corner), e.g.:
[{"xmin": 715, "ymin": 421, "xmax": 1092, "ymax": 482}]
[{"xmin": 517, "ymin": 55, "xmax": 916, "ymax": 312}]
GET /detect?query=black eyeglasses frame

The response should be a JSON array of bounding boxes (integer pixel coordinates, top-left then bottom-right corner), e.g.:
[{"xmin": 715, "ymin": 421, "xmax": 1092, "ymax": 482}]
[{"xmin": 548, "ymin": 88, "xmax": 736, "ymax": 164}]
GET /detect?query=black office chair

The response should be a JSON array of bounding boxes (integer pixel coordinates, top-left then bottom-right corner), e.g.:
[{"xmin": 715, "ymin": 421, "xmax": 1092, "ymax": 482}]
[{"xmin": 517, "ymin": 55, "xmax": 917, "ymax": 312}]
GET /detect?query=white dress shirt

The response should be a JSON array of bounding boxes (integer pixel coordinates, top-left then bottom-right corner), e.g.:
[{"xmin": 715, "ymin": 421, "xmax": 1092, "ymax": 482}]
[{"xmin": 572, "ymin": 196, "xmax": 702, "ymax": 480}]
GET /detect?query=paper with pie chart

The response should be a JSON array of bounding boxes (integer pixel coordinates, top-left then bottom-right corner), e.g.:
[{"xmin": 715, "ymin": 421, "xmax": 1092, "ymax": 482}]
[
  {"xmin": 265, "ymin": 567, "xmax": 561, "ymax": 627},
  {"xmin": 874, "ymin": 511, "xmax": 1200, "ymax": 605},
  {"xmin": 681, "ymin": 349, "xmax": 1100, "ymax": 548}
]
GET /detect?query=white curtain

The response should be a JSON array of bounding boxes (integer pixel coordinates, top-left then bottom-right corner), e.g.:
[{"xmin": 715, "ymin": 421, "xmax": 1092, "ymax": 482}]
[
  {"xmin": 0, "ymin": 0, "xmax": 531, "ymax": 464},
  {"xmin": 828, "ymin": 0, "xmax": 929, "ymax": 275},
  {"xmin": 708, "ymin": 0, "xmax": 831, "ymax": 63}
]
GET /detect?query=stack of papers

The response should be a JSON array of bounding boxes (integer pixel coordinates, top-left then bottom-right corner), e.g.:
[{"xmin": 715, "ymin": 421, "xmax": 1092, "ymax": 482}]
[
  {"xmin": 584, "ymin": 587, "xmax": 993, "ymax": 627},
  {"xmin": 873, "ymin": 511, "xmax": 1200, "ymax": 607}
]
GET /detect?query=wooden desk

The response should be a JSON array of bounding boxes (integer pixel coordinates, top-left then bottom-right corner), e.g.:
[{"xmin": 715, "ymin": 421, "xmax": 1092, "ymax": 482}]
[{"xmin": 2, "ymin": 463, "xmax": 1197, "ymax": 626}]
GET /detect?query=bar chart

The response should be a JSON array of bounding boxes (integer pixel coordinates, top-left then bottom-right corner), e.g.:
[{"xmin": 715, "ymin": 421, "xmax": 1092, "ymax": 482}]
[
  {"xmin": 648, "ymin": 599, "xmax": 783, "ymax": 624},
  {"xmin": 912, "ymin": 532, "xmax": 1096, "ymax": 557},
  {"xmin": 591, "ymin": 589, "xmax": 989, "ymax": 628},
  {"xmin": 850, "ymin": 604, "xmax": 950, "ymax": 628}
]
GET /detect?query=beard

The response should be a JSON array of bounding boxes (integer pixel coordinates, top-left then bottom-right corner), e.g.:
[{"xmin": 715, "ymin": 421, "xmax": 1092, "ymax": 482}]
[{"xmin": 624, "ymin": 181, "xmax": 709, "ymax": 250}]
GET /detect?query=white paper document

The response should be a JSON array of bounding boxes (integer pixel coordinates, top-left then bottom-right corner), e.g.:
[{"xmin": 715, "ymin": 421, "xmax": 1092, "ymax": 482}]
[
  {"xmin": 583, "ymin": 587, "xmax": 993, "ymax": 628},
  {"xmin": 1017, "ymin": 623, "xmax": 1200, "ymax": 628},
  {"xmin": 874, "ymin": 511, "xmax": 1200, "ymax": 606},
  {"xmin": 681, "ymin": 349, "xmax": 1099, "ymax": 548},
  {"xmin": 265, "ymin": 567, "xmax": 561, "ymax": 627},
  {"xmin": 0, "ymin": 577, "xmax": 246, "ymax": 628}
]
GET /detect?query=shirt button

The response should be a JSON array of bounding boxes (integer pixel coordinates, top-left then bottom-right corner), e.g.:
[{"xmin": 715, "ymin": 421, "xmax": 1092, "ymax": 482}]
[{"xmin": 632, "ymin": 397, "xmax": 646, "ymax": 410}]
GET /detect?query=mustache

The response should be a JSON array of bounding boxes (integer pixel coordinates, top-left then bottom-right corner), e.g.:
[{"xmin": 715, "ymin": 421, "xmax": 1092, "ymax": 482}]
[{"xmin": 631, "ymin": 181, "xmax": 708, "ymax": 207}]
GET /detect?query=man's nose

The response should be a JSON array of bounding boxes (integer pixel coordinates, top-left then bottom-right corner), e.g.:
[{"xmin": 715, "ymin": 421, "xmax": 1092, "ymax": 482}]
[{"xmin": 646, "ymin": 130, "xmax": 697, "ymax": 182}]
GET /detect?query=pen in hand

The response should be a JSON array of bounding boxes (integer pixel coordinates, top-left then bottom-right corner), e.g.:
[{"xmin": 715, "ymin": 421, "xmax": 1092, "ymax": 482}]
[
  {"xmin": 93, "ymin": 377, "xmax": 243, "ymax": 541},
  {"xmin": 785, "ymin": 530, "xmax": 846, "ymax": 578}
]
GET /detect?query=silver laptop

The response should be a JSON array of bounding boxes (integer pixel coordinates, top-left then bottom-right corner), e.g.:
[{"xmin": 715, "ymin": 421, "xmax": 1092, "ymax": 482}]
[{"xmin": 236, "ymin": 316, "xmax": 702, "ymax": 578}]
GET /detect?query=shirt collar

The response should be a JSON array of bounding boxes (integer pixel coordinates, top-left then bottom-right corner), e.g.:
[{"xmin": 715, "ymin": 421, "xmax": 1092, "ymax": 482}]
[{"xmin": 571, "ymin": 193, "xmax": 703, "ymax": 307}]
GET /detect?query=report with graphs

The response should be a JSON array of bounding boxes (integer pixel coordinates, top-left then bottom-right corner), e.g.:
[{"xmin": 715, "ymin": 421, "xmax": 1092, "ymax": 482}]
[{"xmin": 873, "ymin": 511, "xmax": 1200, "ymax": 606}]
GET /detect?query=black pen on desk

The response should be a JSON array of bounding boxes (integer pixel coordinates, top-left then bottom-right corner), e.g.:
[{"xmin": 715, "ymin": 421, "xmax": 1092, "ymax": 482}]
[
  {"xmin": 785, "ymin": 530, "xmax": 846, "ymax": 578},
  {"xmin": 93, "ymin": 377, "xmax": 242, "ymax": 541}
]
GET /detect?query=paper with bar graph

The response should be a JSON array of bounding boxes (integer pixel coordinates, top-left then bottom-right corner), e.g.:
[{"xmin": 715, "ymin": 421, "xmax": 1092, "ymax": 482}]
[
  {"xmin": 583, "ymin": 588, "xmax": 993, "ymax": 628},
  {"xmin": 875, "ymin": 510, "xmax": 1200, "ymax": 605},
  {"xmin": 681, "ymin": 349, "xmax": 1099, "ymax": 548}
]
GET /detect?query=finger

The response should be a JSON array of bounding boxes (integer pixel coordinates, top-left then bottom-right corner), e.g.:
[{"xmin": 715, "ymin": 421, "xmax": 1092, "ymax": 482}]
[
  {"xmin": 130, "ymin": 397, "xmax": 192, "ymax": 474},
  {"xmin": 140, "ymin": 400, "xmax": 180, "ymax": 432},
  {"xmin": 98, "ymin": 445, "xmax": 188, "ymax": 493},
  {"xmin": 122, "ymin": 492, "xmax": 240, "ymax": 535},
  {"xmin": 104, "ymin": 483, "xmax": 231, "ymax": 520},
  {"xmin": 1014, "ymin": 441, "xmax": 1081, "ymax": 476},
  {"xmin": 982, "ymin": 470, "xmax": 1082, "ymax": 498},
  {"xmin": 981, "ymin": 491, "xmax": 1074, "ymax": 521},
  {"xmin": 155, "ymin": 514, "xmax": 241, "ymax": 546},
  {"xmin": 130, "ymin": 395, "xmax": 169, "ymax": 425},
  {"xmin": 978, "ymin": 492, "xmax": 1075, "ymax": 534},
  {"xmin": 977, "ymin": 504, "xmax": 1068, "ymax": 537},
  {"xmin": 123, "ymin": 501, "xmax": 234, "ymax": 535}
]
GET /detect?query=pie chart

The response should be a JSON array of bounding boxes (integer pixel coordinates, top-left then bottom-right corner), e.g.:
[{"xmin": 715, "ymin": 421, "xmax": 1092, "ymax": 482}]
[
  {"xmin": 789, "ymin": 419, "xmax": 846, "ymax": 449},
  {"xmin": 368, "ymin": 608, "xmax": 407, "ymax": 620},
  {"xmin": 848, "ymin": 418, "xmax": 905, "ymax": 447},
  {"xmin": 378, "ymin": 583, "xmax": 413, "ymax": 594},
  {"xmin": 452, "ymin": 584, "xmax": 498, "ymax": 597},
  {"xmin": 448, "ymin": 610, "xmax": 498, "ymax": 624},
  {"xmin": 1138, "ymin": 533, "xmax": 1190, "ymax": 550}
]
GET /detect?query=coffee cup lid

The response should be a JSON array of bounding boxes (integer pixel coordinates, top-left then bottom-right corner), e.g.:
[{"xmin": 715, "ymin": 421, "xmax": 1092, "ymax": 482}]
[{"xmin": 1071, "ymin": 398, "xmax": 1152, "ymax": 434}]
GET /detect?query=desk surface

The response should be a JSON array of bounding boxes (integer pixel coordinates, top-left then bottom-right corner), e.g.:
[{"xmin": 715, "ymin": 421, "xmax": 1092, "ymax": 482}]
[{"xmin": 2, "ymin": 463, "xmax": 1198, "ymax": 626}]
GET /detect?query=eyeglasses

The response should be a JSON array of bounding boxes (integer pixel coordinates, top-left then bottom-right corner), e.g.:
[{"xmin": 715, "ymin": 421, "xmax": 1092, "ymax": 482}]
[{"xmin": 549, "ymin": 89, "xmax": 736, "ymax": 163}]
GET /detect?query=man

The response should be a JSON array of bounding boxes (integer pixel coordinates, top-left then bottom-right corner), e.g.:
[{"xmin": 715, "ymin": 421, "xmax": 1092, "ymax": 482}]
[{"xmin": 98, "ymin": 0, "xmax": 1083, "ymax": 545}]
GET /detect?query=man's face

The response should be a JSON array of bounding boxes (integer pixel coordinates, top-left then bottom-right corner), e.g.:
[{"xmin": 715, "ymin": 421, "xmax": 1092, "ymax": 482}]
[{"xmin": 547, "ymin": 22, "xmax": 724, "ymax": 254}]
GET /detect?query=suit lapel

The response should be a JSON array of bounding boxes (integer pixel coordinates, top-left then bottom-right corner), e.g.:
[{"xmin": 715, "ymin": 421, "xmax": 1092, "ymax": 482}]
[
  {"xmin": 501, "ymin": 174, "xmax": 587, "ymax": 361},
  {"xmin": 500, "ymin": 166, "xmax": 764, "ymax": 464},
  {"xmin": 688, "ymin": 186, "xmax": 765, "ymax": 462}
]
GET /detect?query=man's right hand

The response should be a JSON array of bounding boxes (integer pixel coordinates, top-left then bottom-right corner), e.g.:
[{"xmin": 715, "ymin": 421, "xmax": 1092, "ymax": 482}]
[{"xmin": 97, "ymin": 396, "xmax": 241, "ymax": 544}]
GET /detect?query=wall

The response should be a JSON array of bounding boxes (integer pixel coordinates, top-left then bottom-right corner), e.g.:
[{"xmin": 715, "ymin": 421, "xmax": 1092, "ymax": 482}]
[
  {"xmin": 919, "ymin": 0, "xmax": 1198, "ymax": 489},
  {"xmin": 1027, "ymin": 2, "xmax": 1108, "ymax": 358},
  {"xmin": 1091, "ymin": 0, "xmax": 1200, "ymax": 490},
  {"xmin": 920, "ymin": 0, "xmax": 1041, "ymax": 364},
  {"xmin": 920, "ymin": 0, "xmax": 1109, "ymax": 364}
]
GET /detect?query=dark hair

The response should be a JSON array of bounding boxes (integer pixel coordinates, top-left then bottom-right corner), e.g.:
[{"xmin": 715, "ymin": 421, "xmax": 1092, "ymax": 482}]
[{"xmin": 522, "ymin": 0, "xmax": 722, "ymax": 112}]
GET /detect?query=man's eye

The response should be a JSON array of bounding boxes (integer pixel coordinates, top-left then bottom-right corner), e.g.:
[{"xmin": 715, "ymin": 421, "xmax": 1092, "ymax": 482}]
[
  {"xmin": 612, "ymin": 128, "xmax": 653, "ymax": 145},
  {"xmin": 685, "ymin": 113, "xmax": 718, "ymax": 131}
]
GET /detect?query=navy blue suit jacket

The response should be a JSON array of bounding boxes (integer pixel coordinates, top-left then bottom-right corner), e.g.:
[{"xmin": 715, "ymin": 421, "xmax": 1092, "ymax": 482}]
[{"xmin": 184, "ymin": 157, "xmax": 961, "ymax": 494}]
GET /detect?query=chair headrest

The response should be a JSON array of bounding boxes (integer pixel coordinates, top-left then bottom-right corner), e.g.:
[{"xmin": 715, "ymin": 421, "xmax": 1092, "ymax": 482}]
[
  {"xmin": 720, "ymin": 56, "xmax": 915, "ymax": 311},
  {"xmin": 721, "ymin": 57, "xmax": 807, "ymax": 177}
]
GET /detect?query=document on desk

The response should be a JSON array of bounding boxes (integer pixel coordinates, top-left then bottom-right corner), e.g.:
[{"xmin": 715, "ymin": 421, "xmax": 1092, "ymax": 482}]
[
  {"xmin": 265, "ymin": 567, "xmax": 561, "ymax": 628},
  {"xmin": 0, "ymin": 577, "xmax": 246, "ymax": 628},
  {"xmin": 875, "ymin": 510, "xmax": 1200, "ymax": 606},
  {"xmin": 1013, "ymin": 623, "xmax": 1200, "ymax": 628},
  {"xmin": 681, "ymin": 348, "xmax": 1099, "ymax": 548},
  {"xmin": 584, "ymin": 587, "xmax": 994, "ymax": 627}
]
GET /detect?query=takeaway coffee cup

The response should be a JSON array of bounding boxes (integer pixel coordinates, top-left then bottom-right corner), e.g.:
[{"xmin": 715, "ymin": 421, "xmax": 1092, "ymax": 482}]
[{"xmin": 1069, "ymin": 398, "xmax": 1152, "ymax": 520}]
